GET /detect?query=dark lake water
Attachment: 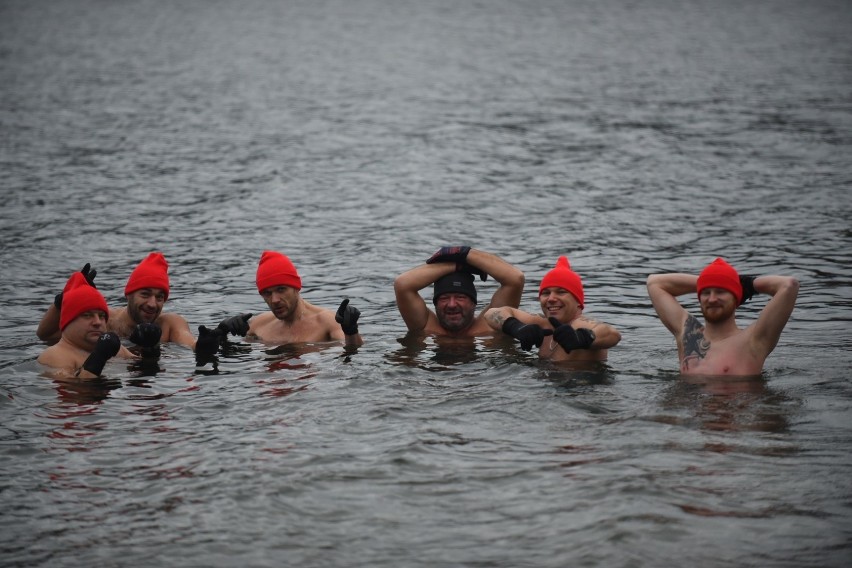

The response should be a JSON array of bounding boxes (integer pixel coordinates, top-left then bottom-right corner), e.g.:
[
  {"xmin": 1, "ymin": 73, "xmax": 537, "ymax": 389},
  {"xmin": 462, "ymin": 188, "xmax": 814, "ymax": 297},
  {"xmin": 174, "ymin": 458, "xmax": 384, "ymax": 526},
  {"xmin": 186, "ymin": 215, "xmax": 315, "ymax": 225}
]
[{"xmin": 2, "ymin": 0, "xmax": 851, "ymax": 566}]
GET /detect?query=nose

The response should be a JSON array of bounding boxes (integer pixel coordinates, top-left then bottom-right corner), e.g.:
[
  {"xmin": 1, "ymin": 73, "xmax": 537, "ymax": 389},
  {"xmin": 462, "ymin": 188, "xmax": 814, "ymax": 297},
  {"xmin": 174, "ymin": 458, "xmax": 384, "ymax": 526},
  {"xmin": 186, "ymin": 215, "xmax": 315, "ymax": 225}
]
[{"xmin": 92, "ymin": 313, "xmax": 107, "ymax": 325}]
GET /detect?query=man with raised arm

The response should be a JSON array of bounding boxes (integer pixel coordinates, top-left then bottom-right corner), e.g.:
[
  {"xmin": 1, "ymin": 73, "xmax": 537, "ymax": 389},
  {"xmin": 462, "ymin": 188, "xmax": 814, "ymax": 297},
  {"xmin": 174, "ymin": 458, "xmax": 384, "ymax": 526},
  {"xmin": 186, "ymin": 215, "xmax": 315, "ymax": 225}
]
[
  {"xmin": 38, "ymin": 271, "xmax": 133, "ymax": 379},
  {"xmin": 244, "ymin": 250, "xmax": 363, "ymax": 347},
  {"xmin": 484, "ymin": 256, "xmax": 621, "ymax": 361},
  {"xmin": 394, "ymin": 246, "xmax": 525, "ymax": 337},
  {"xmin": 646, "ymin": 257, "xmax": 799, "ymax": 375},
  {"xmin": 36, "ymin": 253, "xmax": 249, "ymax": 364}
]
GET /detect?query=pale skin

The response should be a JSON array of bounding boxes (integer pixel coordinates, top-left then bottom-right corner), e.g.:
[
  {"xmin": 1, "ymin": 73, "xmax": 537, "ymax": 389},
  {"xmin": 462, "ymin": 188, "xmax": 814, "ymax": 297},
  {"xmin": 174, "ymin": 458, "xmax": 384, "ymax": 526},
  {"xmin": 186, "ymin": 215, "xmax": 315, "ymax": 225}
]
[
  {"xmin": 646, "ymin": 273, "xmax": 799, "ymax": 376},
  {"xmin": 37, "ymin": 288, "xmax": 198, "ymax": 350},
  {"xmin": 484, "ymin": 286, "xmax": 621, "ymax": 361},
  {"xmin": 394, "ymin": 249, "xmax": 525, "ymax": 337},
  {"xmin": 246, "ymin": 285, "xmax": 363, "ymax": 347},
  {"xmin": 37, "ymin": 310, "xmax": 135, "ymax": 379}
]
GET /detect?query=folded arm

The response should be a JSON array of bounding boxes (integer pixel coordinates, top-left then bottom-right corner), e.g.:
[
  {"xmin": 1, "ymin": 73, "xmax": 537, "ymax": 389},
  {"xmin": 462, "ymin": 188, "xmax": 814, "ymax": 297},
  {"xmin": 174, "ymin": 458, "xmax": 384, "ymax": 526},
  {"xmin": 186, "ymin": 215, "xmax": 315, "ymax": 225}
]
[{"xmin": 646, "ymin": 273, "xmax": 695, "ymax": 336}]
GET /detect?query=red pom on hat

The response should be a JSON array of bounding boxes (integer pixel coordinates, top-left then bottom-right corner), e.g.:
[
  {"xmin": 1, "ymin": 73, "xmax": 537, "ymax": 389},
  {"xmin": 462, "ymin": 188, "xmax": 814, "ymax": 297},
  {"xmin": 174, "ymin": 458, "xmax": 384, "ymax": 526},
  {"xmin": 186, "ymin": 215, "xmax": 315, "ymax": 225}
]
[
  {"xmin": 697, "ymin": 257, "xmax": 742, "ymax": 303},
  {"xmin": 60, "ymin": 272, "xmax": 110, "ymax": 330},
  {"xmin": 256, "ymin": 251, "xmax": 302, "ymax": 293},
  {"xmin": 124, "ymin": 252, "xmax": 170, "ymax": 300},
  {"xmin": 539, "ymin": 256, "xmax": 585, "ymax": 308}
]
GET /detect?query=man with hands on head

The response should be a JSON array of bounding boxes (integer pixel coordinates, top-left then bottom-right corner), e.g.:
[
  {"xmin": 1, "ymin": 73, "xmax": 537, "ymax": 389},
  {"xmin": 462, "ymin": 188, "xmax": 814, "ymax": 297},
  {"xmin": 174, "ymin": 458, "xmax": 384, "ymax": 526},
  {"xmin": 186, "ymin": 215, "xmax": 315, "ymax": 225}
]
[
  {"xmin": 242, "ymin": 250, "xmax": 363, "ymax": 346},
  {"xmin": 38, "ymin": 271, "xmax": 134, "ymax": 379},
  {"xmin": 646, "ymin": 257, "xmax": 799, "ymax": 376},
  {"xmin": 484, "ymin": 256, "xmax": 621, "ymax": 361},
  {"xmin": 37, "ymin": 253, "xmax": 250, "ymax": 365},
  {"xmin": 394, "ymin": 246, "xmax": 525, "ymax": 337}
]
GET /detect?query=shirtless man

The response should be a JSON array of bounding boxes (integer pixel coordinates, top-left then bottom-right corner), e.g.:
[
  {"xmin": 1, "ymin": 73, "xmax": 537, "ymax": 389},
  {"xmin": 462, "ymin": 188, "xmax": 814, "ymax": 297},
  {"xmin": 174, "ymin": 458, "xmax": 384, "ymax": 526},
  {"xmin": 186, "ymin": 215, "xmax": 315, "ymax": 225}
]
[
  {"xmin": 394, "ymin": 246, "xmax": 525, "ymax": 338},
  {"xmin": 37, "ymin": 272, "xmax": 133, "ymax": 379},
  {"xmin": 484, "ymin": 256, "xmax": 621, "ymax": 361},
  {"xmin": 646, "ymin": 257, "xmax": 799, "ymax": 376},
  {"xmin": 244, "ymin": 250, "xmax": 363, "ymax": 346},
  {"xmin": 37, "ymin": 253, "xmax": 247, "ymax": 363}
]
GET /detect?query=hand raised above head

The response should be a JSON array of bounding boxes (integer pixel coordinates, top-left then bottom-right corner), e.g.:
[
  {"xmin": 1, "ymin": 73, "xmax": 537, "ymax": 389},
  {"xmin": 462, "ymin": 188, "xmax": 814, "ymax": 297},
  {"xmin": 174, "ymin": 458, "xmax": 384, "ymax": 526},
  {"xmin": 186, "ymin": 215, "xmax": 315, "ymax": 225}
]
[
  {"xmin": 739, "ymin": 275, "xmax": 757, "ymax": 305},
  {"xmin": 54, "ymin": 263, "xmax": 98, "ymax": 309},
  {"xmin": 426, "ymin": 246, "xmax": 471, "ymax": 265}
]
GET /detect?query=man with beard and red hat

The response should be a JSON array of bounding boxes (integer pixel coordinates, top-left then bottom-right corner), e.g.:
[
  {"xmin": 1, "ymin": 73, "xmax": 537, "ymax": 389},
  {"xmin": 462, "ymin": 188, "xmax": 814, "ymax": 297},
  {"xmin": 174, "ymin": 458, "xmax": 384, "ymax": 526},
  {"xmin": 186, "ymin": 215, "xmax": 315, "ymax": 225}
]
[
  {"xmin": 646, "ymin": 258, "xmax": 799, "ymax": 375},
  {"xmin": 394, "ymin": 247, "xmax": 525, "ymax": 338},
  {"xmin": 37, "ymin": 253, "xmax": 249, "ymax": 364},
  {"xmin": 243, "ymin": 250, "xmax": 363, "ymax": 346},
  {"xmin": 484, "ymin": 256, "xmax": 621, "ymax": 361},
  {"xmin": 38, "ymin": 271, "xmax": 134, "ymax": 379}
]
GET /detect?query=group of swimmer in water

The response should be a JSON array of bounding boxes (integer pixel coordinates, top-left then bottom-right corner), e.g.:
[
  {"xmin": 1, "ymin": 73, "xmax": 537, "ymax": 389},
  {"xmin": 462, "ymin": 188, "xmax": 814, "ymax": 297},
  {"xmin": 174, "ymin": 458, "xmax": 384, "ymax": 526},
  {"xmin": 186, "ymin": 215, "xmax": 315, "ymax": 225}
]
[{"xmin": 36, "ymin": 247, "xmax": 799, "ymax": 380}]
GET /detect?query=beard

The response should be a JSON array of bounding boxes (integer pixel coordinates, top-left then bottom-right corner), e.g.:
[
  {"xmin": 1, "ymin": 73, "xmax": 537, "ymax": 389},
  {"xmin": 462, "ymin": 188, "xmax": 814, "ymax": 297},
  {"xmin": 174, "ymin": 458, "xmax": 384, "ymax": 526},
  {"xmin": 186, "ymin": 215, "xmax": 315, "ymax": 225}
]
[
  {"xmin": 436, "ymin": 307, "xmax": 475, "ymax": 332},
  {"xmin": 701, "ymin": 302, "xmax": 736, "ymax": 324}
]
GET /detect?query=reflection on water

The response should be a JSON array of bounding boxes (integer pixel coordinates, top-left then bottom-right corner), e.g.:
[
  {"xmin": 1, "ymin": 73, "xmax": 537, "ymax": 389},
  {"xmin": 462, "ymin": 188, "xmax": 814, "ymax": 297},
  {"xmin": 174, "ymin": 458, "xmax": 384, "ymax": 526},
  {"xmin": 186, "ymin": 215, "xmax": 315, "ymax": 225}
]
[{"xmin": 657, "ymin": 375, "xmax": 792, "ymax": 434}]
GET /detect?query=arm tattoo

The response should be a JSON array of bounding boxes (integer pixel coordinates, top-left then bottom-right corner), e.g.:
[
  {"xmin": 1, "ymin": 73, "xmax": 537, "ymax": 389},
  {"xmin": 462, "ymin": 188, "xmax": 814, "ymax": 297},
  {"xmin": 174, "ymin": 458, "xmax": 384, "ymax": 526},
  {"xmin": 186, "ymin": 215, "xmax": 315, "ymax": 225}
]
[
  {"xmin": 681, "ymin": 315, "xmax": 710, "ymax": 370},
  {"xmin": 488, "ymin": 311, "xmax": 506, "ymax": 327}
]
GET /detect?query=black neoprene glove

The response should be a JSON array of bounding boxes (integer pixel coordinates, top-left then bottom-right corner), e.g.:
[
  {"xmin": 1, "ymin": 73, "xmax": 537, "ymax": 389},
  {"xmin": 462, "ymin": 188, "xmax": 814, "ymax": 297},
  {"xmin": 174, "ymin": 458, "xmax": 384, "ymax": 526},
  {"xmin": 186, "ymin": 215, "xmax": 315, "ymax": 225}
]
[
  {"xmin": 739, "ymin": 275, "xmax": 757, "ymax": 305},
  {"xmin": 217, "ymin": 313, "xmax": 253, "ymax": 336},
  {"xmin": 502, "ymin": 317, "xmax": 553, "ymax": 351},
  {"xmin": 457, "ymin": 261, "xmax": 488, "ymax": 282},
  {"xmin": 81, "ymin": 332, "xmax": 121, "ymax": 376},
  {"xmin": 426, "ymin": 246, "xmax": 471, "ymax": 265},
  {"xmin": 195, "ymin": 325, "xmax": 221, "ymax": 365},
  {"xmin": 129, "ymin": 322, "xmax": 162, "ymax": 349},
  {"xmin": 54, "ymin": 263, "xmax": 98, "ymax": 309},
  {"xmin": 335, "ymin": 299, "xmax": 360, "ymax": 336},
  {"xmin": 548, "ymin": 317, "xmax": 595, "ymax": 352}
]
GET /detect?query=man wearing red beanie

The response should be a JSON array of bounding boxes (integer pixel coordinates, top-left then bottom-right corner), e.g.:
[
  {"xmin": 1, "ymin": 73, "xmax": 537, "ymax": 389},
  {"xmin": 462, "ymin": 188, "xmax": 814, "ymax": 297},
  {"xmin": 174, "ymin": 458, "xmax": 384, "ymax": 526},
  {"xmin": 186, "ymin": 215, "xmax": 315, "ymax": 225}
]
[
  {"xmin": 394, "ymin": 247, "xmax": 525, "ymax": 337},
  {"xmin": 647, "ymin": 258, "xmax": 799, "ymax": 375},
  {"xmin": 244, "ymin": 251, "xmax": 363, "ymax": 346},
  {"xmin": 37, "ymin": 254, "xmax": 251, "ymax": 365},
  {"xmin": 484, "ymin": 256, "xmax": 621, "ymax": 361},
  {"xmin": 38, "ymin": 272, "xmax": 133, "ymax": 378}
]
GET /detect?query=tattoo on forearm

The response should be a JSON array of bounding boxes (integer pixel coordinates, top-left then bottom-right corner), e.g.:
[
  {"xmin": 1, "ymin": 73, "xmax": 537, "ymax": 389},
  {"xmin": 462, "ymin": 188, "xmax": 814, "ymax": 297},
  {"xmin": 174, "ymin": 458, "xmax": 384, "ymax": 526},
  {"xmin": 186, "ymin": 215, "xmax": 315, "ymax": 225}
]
[
  {"xmin": 681, "ymin": 315, "xmax": 710, "ymax": 370},
  {"xmin": 489, "ymin": 312, "xmax": 505, "ymax": 327}
]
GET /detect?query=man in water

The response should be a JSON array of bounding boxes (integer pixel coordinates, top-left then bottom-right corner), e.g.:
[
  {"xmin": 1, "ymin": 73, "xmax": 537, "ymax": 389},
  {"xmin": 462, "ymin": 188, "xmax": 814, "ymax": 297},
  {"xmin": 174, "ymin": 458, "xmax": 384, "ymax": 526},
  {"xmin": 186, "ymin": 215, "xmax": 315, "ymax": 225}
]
[
  {"xmin": 37, "ymin": 253, "xmax": 248, "ymax": 362},
  {"xmin": 484, "ymin": 256, "xmax": 621, "ymax": 361},
  {"xmin": 37, "ymin": 271, "xmax": 133, "ymax": 379},
  {"xmin": 646, "ymin": 258, "xmax": 799, "ymax": 375},
  {"xmin": 394, "ymin": 246, "xmax": 525, "ymax": 337},
  {"xmin": 244, "ymin": 250, "xmax": 363, "ymax": 346}
]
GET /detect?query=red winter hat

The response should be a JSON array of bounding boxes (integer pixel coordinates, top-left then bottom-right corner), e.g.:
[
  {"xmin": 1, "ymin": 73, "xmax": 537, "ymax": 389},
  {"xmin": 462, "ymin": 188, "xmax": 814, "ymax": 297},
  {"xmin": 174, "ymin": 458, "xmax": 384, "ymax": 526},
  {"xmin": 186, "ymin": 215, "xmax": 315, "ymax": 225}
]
[
  {"xmin": 697, "ymin": 257, "xmax": 742, "ymax": 303},
  {"xmin": 60, "ymin": 272, "xmax": 110, "ymax": 330},
  {"xmin": 256, "ymin": 251, "xmax": 302, "ymax": 293},
  {"xmin": 124, "ymin": 252, "xmax": 170, "ymax": 300},
  {"xmin": 539, "ymin": 256, "xmax": 584, "ymax": 308}
]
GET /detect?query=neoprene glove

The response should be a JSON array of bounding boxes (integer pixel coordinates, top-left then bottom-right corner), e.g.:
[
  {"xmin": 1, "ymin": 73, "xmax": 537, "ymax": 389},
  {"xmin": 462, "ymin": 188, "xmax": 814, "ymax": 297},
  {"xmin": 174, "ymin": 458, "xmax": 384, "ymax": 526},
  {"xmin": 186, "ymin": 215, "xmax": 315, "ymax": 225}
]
[
  {"xmin": 501, "ymin": 317, "xmax": 552, "ymax": 351},
  {"xmin": 457, "ymin": 262, "xmax": 488, "ymax": 282},
  {"xmin": 739, "ymin": 275, "xmax": 757, "ymax": 305},
  {"xmin": 335, "ymin": 299, "xmax": 360, "ymax": 336},
  {"xmin": 129, "ymin": 322, "xmax": 162, "ymax": 349},
  {"xmin": 217, "ymin": 313, "xmax": 253, "ymax": 336},
  {"xmin": 54, "ymin": 263, "xmax": 98, "ymax": 309},
  {"xmin": 426, "ymin": 246, "xmax": 471, "ymax": 265},
  {"xmin": 195, "ymin": 325, "xmax": 221, "ymax": 365},
  {"xmin": 81, "ymin": 332, "xmax": 121, "ymax": 376},
  {"xmin": 548, "ymin": 317, "xmax": 595, "ymax": 352}
]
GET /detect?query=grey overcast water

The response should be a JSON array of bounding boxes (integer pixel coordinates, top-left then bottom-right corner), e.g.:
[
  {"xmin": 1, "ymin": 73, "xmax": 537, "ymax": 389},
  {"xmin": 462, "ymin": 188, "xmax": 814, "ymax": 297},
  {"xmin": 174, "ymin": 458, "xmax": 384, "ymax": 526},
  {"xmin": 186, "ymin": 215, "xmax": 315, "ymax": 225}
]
[{"xmin": 1, "ymin": 0, "xmax": 851, "ymax": 566}]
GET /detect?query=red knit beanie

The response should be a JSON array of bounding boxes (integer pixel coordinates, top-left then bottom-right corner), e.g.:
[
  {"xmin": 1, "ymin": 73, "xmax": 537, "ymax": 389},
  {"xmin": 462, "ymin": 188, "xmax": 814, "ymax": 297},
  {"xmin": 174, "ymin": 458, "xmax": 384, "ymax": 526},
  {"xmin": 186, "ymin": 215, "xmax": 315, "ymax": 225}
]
[
  {"xmin": 256, "ymin": 251, "xmax": 302, "ymax": 293},
  {"xmin": 124, "ymin": 252, "xmax": 170, "ymax": 299},
  {"xmin": 539, "ymin": 256, "xmax": 584, "ymax": 308},
  {"xmin": 697, "ymin": 258, "xmax": 742, "ymax": 303},
  {"xmin": 60, "ymin": 272, "xmax": 110, "ymax": 330}
]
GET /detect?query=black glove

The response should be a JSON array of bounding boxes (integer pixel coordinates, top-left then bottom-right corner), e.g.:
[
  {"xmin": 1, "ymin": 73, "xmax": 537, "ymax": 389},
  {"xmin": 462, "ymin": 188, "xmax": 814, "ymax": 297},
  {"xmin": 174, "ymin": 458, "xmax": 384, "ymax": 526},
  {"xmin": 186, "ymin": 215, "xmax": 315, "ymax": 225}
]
[
  {"xmin": 54, "ymin": 263, "xmax": 98, "ymax": 309},
  {"xmin": 129, "ymin": 322, "xmax": 162, "ymax": 349},
  {"xmin": 548, "ymin": 317, "xmax": 595, "ymax": 352},
  {"xmin": 335, "ymin": 299, "xmax": 360, "ymax": 336},
  {"xmin": 739, "ymin": 275, "xmax": 757, "ymax": 305},
  {"xmin": 195, "ymin": 325, "xmax": 222, "ymax": 365},
  {"xmin": 457, "ymin": 261, "xmax": 488, "ymax": 282},
  {"xmin": 426, "ymin": 246, "xmax": 471, "ymax": 265},
  {"xmin": 81, "ymin": 332, "xmax": 121, "ymax": 376},
  {"xmin": 501, "ymin": 317, "xmax": 553, "ymax": 351},
  {"xmin": 217, "ymin": 313, "xmax": 253, "ymax": 336}
]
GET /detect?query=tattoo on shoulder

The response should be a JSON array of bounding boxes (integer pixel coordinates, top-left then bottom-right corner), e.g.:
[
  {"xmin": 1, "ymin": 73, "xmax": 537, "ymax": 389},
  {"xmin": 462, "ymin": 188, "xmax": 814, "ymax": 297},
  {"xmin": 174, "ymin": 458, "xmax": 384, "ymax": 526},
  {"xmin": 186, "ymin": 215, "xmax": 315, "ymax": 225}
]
[{"xmin": 682, "ymin": 315, "xmax": 710, "ymax": 367}]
